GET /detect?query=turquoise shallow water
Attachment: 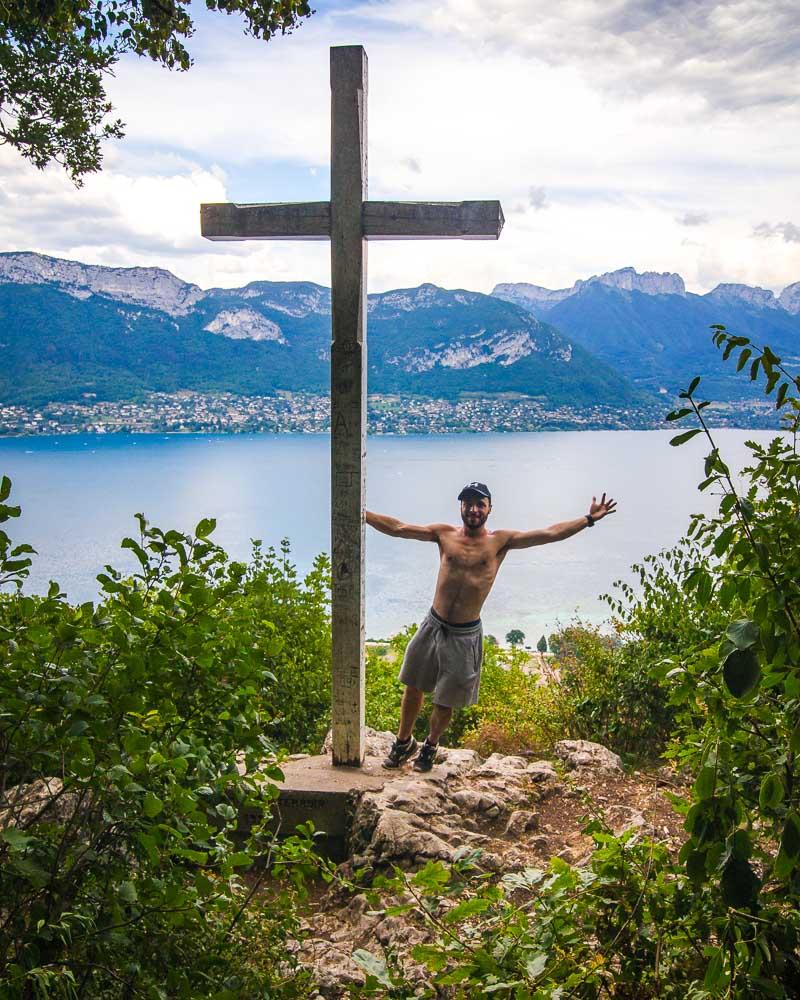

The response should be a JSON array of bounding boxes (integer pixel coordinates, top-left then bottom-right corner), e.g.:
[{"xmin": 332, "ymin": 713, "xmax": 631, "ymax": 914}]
[{"xmin": 0, "ymin": 429, "xmax": 783, "ymax": 641}]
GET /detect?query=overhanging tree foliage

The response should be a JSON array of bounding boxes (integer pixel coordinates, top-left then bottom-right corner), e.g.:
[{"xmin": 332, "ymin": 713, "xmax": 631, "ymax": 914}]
[{"xmin": 0, "ymin": 0, "xmax": 313, "ymax": 183}]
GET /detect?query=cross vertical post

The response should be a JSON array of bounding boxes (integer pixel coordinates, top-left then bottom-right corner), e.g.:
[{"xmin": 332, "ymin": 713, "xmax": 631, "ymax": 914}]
[
  {"xmin": 329, "ymin": 46, "xmax": 367, "ymax": 766},
  {"xmin": 200, "ymin": 43, "xmax": 503, "ymax": 771}
]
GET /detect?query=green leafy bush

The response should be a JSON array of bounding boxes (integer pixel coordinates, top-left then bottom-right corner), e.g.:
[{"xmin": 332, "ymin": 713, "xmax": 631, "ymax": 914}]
[
  {"xmin": 459, "ymin": 643, "xmax": 565, "ymax": 755},
  {"xmin": 0, "ymin": 482, "xmax": 314, "ymax": 998},
  {"xmin": 606, "ymin": 331, "xmax": 800, "ymax": 993},
  {"xmin": 365, "ymin": 627, "xmax": 413, "ymax": 736},
  {"xmin": 355, "ymin": 823, "xmax": 710, "ymax": 998},
  {"xmin": 549, "ymin": 623, "xmax": 675, "ymax": 759},
  {"xmin": 243, "ymin": 539, "xmax": 332, "ymax": 753}
]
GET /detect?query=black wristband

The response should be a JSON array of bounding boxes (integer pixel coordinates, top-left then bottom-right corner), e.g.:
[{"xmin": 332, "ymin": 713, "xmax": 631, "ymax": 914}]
[{"xmin": 585, "ymin": 514, "xmax": 595, "ymax": 527}]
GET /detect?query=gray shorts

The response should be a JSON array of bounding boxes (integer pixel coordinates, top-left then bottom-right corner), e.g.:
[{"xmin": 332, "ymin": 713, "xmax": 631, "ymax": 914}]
[{"xmin": 399, "ymin": 609, "xmax": 483, "ymax": 708}]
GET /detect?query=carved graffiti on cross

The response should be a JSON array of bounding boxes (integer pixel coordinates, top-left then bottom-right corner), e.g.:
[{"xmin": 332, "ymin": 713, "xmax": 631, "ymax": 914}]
[{"xmin": 201, "ymin": 45, "xmax": 504, "ymax": 767}]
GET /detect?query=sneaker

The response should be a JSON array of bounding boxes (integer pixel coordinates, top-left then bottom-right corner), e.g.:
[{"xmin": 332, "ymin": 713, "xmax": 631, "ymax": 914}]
[
  {"xmin": 412, "ymin": 740, "xmax": 438, "ymax": 773},
  {"xmin": 383, "ymin": 736, "xmax": 418, "ymax": 769}
]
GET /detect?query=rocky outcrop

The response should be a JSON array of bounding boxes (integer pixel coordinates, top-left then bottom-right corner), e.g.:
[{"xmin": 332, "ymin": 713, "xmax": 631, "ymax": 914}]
[
  {"xmin": 779, "ymin": 281, "xmax": 800, "ymax": 315},
  {"xmin": 204, "ymin": 308, "xmax": 286, "ymax": 342},
  {"xmin": 553, "ymin": 739, "xmax": 623, "ymax": 773},
  {"xmin": 492, "ymin": 267, "xmax": 686, "ymax": 315},
  {"xmin": 295, "ymin": 730, "xmax": 684, "ymax": 996},
  {"xmin": 0, "ymin": 251, "xmax": 203, "ymax": 315},
  {"xmin": 0, "ymin": 777, "xmax": 83, "ymax": 828},
  {"xmin": 491, "ymin": 282, "xmax": 573, "ymax": 312},
  {"xmin": 707, "ymin": 282, "xmax": 780, "ymax": 310},
  {"xmin": 580, "ymin": 267, "xmax": 686, "ymax": 297}
]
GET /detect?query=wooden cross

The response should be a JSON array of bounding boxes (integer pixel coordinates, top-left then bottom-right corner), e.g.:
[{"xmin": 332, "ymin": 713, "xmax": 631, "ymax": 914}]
[{"xmin": 201, "ymin": 45, "xmax": 503, "ymax": 767}]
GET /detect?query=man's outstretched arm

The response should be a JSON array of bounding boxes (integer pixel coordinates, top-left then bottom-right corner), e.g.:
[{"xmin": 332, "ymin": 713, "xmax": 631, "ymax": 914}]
[
  {"xmin": 365, "ymin": 511, "xmax": 445, "ymax": 542},
  {"xmin": 501, "ymin": 493, "xmax": 617, "ymax": 550}
]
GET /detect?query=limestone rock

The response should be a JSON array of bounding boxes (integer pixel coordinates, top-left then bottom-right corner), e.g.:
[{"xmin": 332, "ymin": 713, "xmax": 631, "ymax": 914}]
[
  {"xmin": 0, "ymin": 251, "xmax": 203, "ymax": 315},
  {"xmin": 321, "ymin": 727, "xmax": 395, "ymax": 759},
  {"xmin": 0, "ymin": 778, "xmax": 82, "ymax": 827},
  {"xmin": 504, "ymin": 809, "xmax": 539, "ymax": 837},
  {"xmin": 356, "ymin": 808, "xmax": 455, "ymax": 867},
  {"xmin": 204, "ymin": 308, "xmax": 286, "ymax": 343},
  {"xmin": 553, "ymin": 740, "xmax": 622, "ymax": 773},
  {"xmin": 708, "ymin": 282, "xmax": 780, "ymax": 310},
  {"xmin": 299, "ymin": 938, "xmax": 365, "ymax": 996},
  {"xmin": 492, "ymin": 267, "xmax": 686, "ymax": 316},
  {"xmin": 475, "ymin": 753, "xmax": 529, "ymax": 778},
  {"xmin": 526, "ymin": 760, "xmax": 558, "ymax": 782},
  {"xmin": 779, "ymin": 280, "xmax": 800, "ymax": 314}
]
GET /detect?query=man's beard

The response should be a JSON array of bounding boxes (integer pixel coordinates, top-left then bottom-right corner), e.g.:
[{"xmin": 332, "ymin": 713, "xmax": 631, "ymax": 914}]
[{"xmin": 462, "ymin": 510, "xmax": 488, "ymax": 530}]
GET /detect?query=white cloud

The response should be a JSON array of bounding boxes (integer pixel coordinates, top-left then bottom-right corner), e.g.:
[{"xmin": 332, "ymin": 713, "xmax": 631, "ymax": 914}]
[
  {"xmin": 0, "ymin": 0, "xmax": 798, "ymax": 295},
  {"xmin": 753, "ymin": 221, "xmax": 800, "ymax": 244}
]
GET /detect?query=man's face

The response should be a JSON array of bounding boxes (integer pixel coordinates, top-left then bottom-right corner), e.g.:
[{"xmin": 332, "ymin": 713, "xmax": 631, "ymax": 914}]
[{"xmin": 460, "ymin": 494, "xmax": 491, "ymax": 530}]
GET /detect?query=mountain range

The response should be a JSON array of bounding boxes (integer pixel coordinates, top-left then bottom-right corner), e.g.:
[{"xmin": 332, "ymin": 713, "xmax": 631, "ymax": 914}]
[
  {"xmin": 492, "ymin": 268, "xmax": 800, "ymax": 398},
  {"xmin": 0, "ymin": 253, "xmax": 649, "ymax": 410},
  {"xmin": 1, "ymin": 252, "xmax": 798, "ymax": 412}
]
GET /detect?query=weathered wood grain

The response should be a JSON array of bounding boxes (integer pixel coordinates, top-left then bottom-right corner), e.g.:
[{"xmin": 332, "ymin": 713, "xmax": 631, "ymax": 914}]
[
  {"xmin": 363, "ymin": 200, "xmax": 504, "ymax": 240},
  {"xmin": 329, "ymin": 45, "xmax": 368, "ymax": 767},
  {"xmin": 201, "ymin": 202, "xmax": 331, "ymax": 241}
]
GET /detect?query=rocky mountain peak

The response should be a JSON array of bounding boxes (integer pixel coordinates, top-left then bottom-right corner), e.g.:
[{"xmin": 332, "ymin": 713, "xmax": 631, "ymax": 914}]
[
  {"xmin": 779, "ymin": 281, "xmax": 800, "ymax": 315},
  {"xmin": 492, "ymin": 267, "xmax": 686, "ymax": 315},
  {"xmin": 707, "ymin": 283, "xmax": 780, "ymax": 310},
  {"xmin": 580, "ymin": 267, "xmax": 686, "ymax": 297},
  {"xmin": 0, "ymin": 251, "xmax": 203, "ymax": 316}
]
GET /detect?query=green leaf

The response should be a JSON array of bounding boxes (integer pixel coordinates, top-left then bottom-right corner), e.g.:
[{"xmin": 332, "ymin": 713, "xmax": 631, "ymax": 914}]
[
  {"xmin": 667, "ymin": 407, "xmax": 692, "ymax": 421},
  {"xmin": 443, "ymin": 897, "xmax": 492, "ymax": 923},
  {"xmin": 776, "ymin": 382, "xmax": 789, "ymax": 409},
  {"xmin": 781, "ymin": 812, "xmax": 800, "ymax": 859},
  {"xmin": 0, "ymin": 476, "xmax": 11, "ymax": 502},
  {"xmin": 118, "ymin": 880, "xmax": 138, "ymax": 903},
  {"xmin": 759, "ymin": 773, "xmax": 784, "ymax": 811},
  {"xmin": 411, "ymin": 944, "xmax": 448, "ymax": 972},
  {"xmin": 195, "ymin": 518, "xmax": 217, "ymax": 539},
  {"xmin": 694, "ymin": 766, "xmax": 716, "ymax": 801},
  {"xmin": 790, "ymin": 723, "xmax": 800, "ymax": 754},
  {"xmin": 721, "ymin": 858, "xmax": 761, "ymax": 908},
  {"xmin": 526, "ymin": 954, "xmax": 548, "ymax": 979},
  {"xmin": 0, "ymin": 828, "xmax": 34, "ymax": 851},
  {"xmin": 688, "ymin": 376, "xmax": 701, "ymax": 395},
  {"xmin": 723, "ymin": 648, "xmax": 760, "ymax": 698},
  {"xmin": 736, "ymin": 348, "xmax": 752, "ymax": 372},
  {"xmin": 352, "ymin": 949, "xmax": 393, "ymax": 987},
  {"xmin": 704, "ymin": 947, "xmax": 725, "ymax": 989},
  {"xmin": 670, "ymin": 429, "xmax": 702, "ymax": 447},
  {"xmin": 725, "ymin": 619, "xmax": 759, "ymax": 650},
  {"xmin": 142, "ymin": 792, "xmax": 164, "ymax": 818}
]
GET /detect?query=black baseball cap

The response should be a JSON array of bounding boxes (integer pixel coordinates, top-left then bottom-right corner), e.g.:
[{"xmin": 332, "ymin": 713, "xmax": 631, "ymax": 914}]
[{"xmin": 458, "ymin": 482, "xmax": 491, "ymax": 502}]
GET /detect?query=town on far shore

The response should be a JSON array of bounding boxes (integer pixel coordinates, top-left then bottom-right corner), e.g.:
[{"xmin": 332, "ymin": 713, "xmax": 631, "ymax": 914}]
[{"xmin": 0, "ymin": 390, "xmax": 781, "ymax": 437}]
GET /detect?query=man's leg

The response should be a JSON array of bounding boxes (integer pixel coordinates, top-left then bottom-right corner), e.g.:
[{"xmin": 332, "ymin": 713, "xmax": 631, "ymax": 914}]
[
  {"xmin": 428, "ymin": 704, "xmax": 453, "ymax": 744},
  {"xmin": 412, "ymin": 702, "xmax": 453, "ymax": 772},
  {"xmin": 398, "ymin": 685, "xmax": 424, "ymax": 741},
  {"xmin": 383, "ymin": 686, "xmax": 424, "ymax": 769}
]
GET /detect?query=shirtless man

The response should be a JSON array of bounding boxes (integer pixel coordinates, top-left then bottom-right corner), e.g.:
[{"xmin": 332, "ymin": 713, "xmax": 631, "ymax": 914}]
[{"xmin": 366, "ymin": 482, "xmax": 617, "ymax": 772}]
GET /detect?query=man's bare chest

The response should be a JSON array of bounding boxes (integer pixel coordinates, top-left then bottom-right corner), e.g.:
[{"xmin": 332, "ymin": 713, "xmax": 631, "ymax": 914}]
[{"xmin": 439, "ymin": 539, "xmax": 501, "ymax": 575}]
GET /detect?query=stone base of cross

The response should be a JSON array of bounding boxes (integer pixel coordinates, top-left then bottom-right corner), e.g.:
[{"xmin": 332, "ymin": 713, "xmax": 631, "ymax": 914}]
[{"xmin": 202, "ymin": 45, "xmax": 503, "ymax": 766}]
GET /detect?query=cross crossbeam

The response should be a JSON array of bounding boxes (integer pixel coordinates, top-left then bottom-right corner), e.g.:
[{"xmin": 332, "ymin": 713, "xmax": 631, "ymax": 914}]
[
  {"xmin": 201, "ymin": 44, "xmax": 503, "ymax": 767},
  {"xmin": 201, "ymin": 200, "xmax": 504, "ymax": 241}
]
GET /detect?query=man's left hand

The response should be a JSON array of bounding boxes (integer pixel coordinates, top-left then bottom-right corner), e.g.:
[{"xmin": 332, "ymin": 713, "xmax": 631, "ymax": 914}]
[{"xmin": 589, "ymin": 493, "xmax": 617, "ymax": 520}]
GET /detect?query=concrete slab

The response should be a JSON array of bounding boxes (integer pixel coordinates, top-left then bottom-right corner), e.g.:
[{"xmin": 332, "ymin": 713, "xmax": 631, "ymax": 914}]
[
  {"xmin": 267, "ymin": 755, "xmax": 383, "ymax": 857},
  {"xmin": 258, "ymin": 754, "xmax": 429, "ymax": 859}
]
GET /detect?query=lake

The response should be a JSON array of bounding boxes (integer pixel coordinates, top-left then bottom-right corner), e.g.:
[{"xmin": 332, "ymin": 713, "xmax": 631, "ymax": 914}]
[{"xmin": 0, "ymin": 429, "xmax": 781, "ymax": 642}]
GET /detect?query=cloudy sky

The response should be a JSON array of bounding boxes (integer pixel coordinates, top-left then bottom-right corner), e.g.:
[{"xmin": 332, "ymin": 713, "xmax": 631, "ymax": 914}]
[{"xmin": 2, "ymin": 0, "xmax": 799, "ymax": 295}]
